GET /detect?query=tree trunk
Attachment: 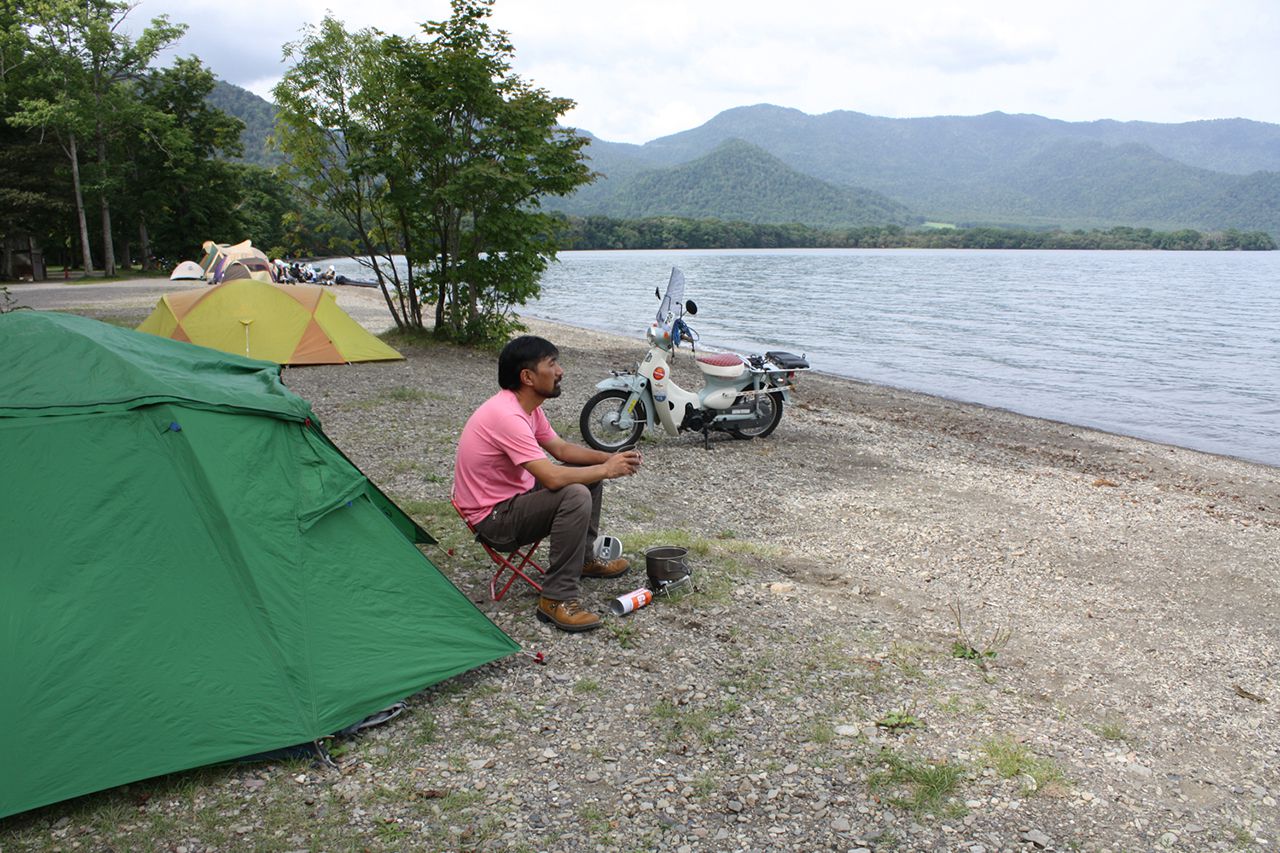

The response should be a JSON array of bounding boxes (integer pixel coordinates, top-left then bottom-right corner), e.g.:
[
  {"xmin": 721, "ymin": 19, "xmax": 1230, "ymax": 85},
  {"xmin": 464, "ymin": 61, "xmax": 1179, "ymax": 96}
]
[
  {"xmin": 97, "ymin": 134, "xmax": 115, "ymax": 277},
  {"xmin": 138, "ymin": 216, "xmax": 152, "ymax": 271},
  {"xmin": 68, "ymin": 133, "xmax": 94, "ymax": 274}
]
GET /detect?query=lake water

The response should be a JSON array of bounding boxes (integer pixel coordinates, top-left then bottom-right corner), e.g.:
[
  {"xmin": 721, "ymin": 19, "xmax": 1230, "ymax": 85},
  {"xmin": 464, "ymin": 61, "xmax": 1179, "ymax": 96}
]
[{"xmin": 328, "ymin": 249, "xmax": 1280, "ymax": 466}]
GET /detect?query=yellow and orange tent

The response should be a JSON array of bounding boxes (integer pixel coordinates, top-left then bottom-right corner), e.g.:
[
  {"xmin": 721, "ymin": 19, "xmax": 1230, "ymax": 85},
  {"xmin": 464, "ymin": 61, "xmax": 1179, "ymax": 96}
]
[{"xmin": 136, "ymin": 279, "xmax": 403, "ymax": 365}]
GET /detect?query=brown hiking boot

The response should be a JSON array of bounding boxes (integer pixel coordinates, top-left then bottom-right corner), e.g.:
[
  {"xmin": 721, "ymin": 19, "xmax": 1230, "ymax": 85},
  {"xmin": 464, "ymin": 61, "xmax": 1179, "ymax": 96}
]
[
  {"xmin": 581, "ymin": 557, "xmax": 629, "ymax": 579},
  {"xmin": 536, "ymin": 597, "xmax": 602, "ymax": 633}
]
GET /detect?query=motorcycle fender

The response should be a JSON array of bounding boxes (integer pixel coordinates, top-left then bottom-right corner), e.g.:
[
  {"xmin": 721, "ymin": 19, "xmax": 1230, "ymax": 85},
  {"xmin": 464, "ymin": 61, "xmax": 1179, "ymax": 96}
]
[
  {"xmin": 595, "ymin": 375, "xmax": 639, "ymax": 393},
  {"xmin": 594, "ymin": 375, "xmax": 654, "ymax": 429}
]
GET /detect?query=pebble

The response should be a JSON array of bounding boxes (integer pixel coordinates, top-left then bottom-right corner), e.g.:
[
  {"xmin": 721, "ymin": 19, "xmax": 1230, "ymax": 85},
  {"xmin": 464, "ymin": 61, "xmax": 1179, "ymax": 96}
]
[
  {"xmin": 831, "ymin": 817, "xmax": 851, "ymax": 832},
  {"xmin": 1021, "ymin": 829, "xmax": 1052, "ymax": 848}
]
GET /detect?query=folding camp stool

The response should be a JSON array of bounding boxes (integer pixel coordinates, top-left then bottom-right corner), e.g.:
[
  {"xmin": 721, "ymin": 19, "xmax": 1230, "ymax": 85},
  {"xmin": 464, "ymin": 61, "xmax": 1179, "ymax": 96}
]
[{"xmin": 451, "ymin": 496, "xmax": 545, "ymax": 601}]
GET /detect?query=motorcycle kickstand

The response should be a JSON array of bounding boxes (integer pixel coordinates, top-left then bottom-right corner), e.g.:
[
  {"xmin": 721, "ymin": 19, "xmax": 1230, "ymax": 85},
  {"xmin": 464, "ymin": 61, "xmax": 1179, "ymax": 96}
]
[{"xmin": 702, "ymin": 426, "xmax": 712, "ymax": 450}]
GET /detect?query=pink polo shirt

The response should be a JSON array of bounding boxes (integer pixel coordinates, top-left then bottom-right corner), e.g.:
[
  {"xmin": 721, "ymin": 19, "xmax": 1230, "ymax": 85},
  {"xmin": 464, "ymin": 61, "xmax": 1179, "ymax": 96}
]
[{"xmin": 453, "ymin": 389, "xmax": 557, "ymax": 525}]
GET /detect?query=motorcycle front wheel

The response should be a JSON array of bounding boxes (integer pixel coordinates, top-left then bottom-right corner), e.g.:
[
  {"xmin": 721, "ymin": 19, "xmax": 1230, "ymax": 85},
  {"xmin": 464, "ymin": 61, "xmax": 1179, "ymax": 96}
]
[
  {"xmin": 728, "ymin": 391, "xmax": 784, "ymax": 440},
  {"xmin": 580, "ymin": 390, "xmax": 647, "ymax": 452}
]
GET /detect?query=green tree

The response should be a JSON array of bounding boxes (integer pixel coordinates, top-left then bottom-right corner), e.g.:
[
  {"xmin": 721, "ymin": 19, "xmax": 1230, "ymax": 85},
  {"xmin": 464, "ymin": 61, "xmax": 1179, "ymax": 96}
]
[
  {"xmin": 12, "ymin": 0, "xmax": 183, "ymax": 275},
  {"xmin": 124, "ymin": 56, "xmax": 246, "ymax": 264},
  {"xmin": 382, "ymin": 0, "xmax": 593, "ymax": 342},
  {"xmin": 274, "ymin": 16, "xmax": 421, "ymax": 327},
  {"xmin": 0, "ymin": 0, "xmax": 68, "ymax": 277},
  {"xmin": 274, "ymin": 0, "xmax": 593, "ymax": 342}
]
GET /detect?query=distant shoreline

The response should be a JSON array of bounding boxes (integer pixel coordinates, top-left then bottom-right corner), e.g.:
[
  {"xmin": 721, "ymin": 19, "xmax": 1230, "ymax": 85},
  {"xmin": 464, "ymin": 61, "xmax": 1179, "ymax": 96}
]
[{"xmin": 555, "ymin": 216, "xmax": 1277, "ymax": 252}]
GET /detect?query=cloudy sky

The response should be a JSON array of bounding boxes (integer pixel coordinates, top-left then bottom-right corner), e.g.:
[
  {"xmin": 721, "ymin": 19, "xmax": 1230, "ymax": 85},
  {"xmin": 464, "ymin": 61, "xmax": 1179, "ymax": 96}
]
[{"xmin": 130, "ymin": 0, "xmax": 1279, "ymax": 144}]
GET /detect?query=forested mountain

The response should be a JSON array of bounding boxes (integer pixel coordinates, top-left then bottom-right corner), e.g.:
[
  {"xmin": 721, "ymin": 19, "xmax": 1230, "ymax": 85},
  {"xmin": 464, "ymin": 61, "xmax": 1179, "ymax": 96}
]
[
  {"xmin": 562, "ymin": 105, "xmax": 1280, "ymax": 234},
  {"xmin": 206, "ymin": 80, "xmax": 283, "ymax": 167},
  {"xmin": 550, "ymin": 139, "xmax": 913, "ymax": 227},
  {"xmin": 207, "ymin": 83, "xmax": 1279, "ymax": 236}
]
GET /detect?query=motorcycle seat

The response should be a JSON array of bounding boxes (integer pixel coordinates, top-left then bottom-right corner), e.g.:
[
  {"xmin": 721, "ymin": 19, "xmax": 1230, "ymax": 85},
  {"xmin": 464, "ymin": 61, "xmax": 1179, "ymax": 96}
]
[
  {"xmin": 696, "ymin": 352, "xmax": 745, "ymax": 379},
  {"xmin": 696, "ymin": 352, "xmax": 743, "ymax": 367}
]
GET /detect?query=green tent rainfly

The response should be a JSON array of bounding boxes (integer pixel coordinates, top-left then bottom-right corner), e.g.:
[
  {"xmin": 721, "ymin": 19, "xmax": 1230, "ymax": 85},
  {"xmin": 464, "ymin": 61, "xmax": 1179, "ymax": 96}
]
[{"xmin": 0, "ymin": 312, "xmax": 519, "ymax": 819}]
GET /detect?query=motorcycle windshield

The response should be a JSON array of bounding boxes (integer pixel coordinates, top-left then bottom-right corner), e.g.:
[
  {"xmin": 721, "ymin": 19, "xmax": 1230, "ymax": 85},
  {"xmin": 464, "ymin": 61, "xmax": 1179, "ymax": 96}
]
[{"xmin": 656, "ymin": 267, "xmax": 686, "ymax": 326}]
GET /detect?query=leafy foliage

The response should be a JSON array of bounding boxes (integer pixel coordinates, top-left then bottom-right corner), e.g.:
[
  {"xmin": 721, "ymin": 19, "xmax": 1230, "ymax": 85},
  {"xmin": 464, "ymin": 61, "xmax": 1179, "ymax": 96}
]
[
  {"xmin": 11, "ymin": 0, "xmax": 187, "ymax": 274},
  {"xmin": 273, "ymin": 0, "xmax": 593, "ymax": 342},
  {"xmin": 0, "ymin": 5, "xmax": 69, "ymax": 259}
]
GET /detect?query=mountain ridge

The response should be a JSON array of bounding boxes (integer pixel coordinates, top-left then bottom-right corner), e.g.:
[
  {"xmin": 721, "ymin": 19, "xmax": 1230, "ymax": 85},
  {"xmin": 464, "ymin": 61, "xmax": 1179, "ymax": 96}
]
[
  {"xmin": 567, "ymin": 104, "xmax": 1280, "ymax": 234},
  {"xmin": 208, "ymin": 83, "xmax": 1280, "ymax": 235}
]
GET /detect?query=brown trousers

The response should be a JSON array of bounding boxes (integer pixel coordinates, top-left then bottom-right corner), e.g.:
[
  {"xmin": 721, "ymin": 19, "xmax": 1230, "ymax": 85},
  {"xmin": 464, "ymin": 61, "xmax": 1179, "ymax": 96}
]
[{"xmin": 473, "ymin": 481, "xmax": 603, "ymax": 601}]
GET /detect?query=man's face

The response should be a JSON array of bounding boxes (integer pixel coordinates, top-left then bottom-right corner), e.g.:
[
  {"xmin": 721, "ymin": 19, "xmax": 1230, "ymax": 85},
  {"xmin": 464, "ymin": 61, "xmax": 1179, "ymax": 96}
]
[{"xmin": 525, "ymin": 355, "xmax": 563, "ymax": 399}]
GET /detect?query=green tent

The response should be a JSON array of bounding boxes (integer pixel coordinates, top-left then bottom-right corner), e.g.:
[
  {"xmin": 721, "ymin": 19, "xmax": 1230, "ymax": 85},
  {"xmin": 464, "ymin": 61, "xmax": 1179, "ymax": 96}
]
[{"xmin": 0, "ymin": 312, "xmax": 518, "ymax": 819}]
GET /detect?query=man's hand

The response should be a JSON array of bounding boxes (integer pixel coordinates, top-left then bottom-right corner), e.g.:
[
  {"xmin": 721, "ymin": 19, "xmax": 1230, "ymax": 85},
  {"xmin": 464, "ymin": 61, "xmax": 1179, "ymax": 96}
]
[{"xmin": 603, "ymin": 449, "xmax": 641, "ymax": 479}]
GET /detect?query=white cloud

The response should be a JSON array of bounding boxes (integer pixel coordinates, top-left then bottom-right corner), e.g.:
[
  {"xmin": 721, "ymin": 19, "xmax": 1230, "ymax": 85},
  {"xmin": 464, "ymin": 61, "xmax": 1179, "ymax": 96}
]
[{"xmin": 127, "ymin": 0, "xmax": 1280, "ymax": 143}]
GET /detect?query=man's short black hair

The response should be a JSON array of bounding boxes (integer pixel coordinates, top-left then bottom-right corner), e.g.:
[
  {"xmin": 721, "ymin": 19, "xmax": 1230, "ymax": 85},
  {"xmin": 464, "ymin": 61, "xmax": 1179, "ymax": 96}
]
[{"xmin": 498, "ymin": 335, "xmax": 559, "ymax": 391}]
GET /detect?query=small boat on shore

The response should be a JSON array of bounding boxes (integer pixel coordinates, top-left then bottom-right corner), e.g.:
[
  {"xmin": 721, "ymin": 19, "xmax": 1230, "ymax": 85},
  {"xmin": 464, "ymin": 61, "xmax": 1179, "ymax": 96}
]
[{"xmin": 334, "ymin": 275, "xmax": 378, "ymax": 288}]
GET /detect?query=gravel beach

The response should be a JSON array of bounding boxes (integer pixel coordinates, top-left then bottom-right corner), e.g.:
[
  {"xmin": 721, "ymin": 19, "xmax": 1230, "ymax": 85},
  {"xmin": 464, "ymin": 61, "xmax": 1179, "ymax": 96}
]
[{"xmin": 4, "ymin": 278, "xmax": 1278, "ymax": 852}]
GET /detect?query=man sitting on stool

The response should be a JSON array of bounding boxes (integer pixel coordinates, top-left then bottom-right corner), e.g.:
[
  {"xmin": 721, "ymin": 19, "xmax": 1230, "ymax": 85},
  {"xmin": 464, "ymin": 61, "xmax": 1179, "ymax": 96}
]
[{"xmin": 453, "ymin": 335, "xmax": 641, "ymax": 632}]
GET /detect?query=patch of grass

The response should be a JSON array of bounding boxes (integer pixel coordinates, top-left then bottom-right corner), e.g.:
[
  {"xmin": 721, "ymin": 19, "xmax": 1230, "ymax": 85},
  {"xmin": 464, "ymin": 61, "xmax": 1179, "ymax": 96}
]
[
  {"xmin": 876, "ymin": 708, "xmax": 925, "ymax": 733},
  {"xmin": 579, "ymin": 804, "xmax": 611, "ymax": 835},
  {"xmin": 92, "ymin": 314, "xmax": 139, "ymax": 328},
  {"xmin": 438, "ymin": 789, "xmax": 485, "ymax": 812},
  {"xmin": 393, "ymin": 497, "xmax": 462, "ymax": 539},
  {"xmin": 606, "ymin": 621, "xmax": 637, "ymax": 648},
  {"xmin": 379, "ymin": 326, "xmax": 445, "ymax": 352},
  {"xmin": 1087, "ymin": 718, "xmax": 1134, "ymax": 744},
  {"xmin": 386, "ymin": 386, "xmax": 428, "ymax": 403},
  {"xmin": 887, "ymin": 641, "xmax": 927, "ymax": 678},
  {"xmin": 936, "ymin": 694, "xmax": 987, "ymax": 716},
  {"xmin": 649, "ymin": 697, "xmax": 740, "ymax": 745},
  {"xmin": 412, "ymin": 710, "xmax": 438, "ymax": 745},
  {"xmin": 980, "ymin": 736, "xmax": 1068, "ymax": 795},
  {"xmin": 375, "ymin": 819, "xmax": 412, "ymax": 843},
  {"xmin": 949, "ymin": 600, "xmax": 1011, "ymax": 670},
  {"xmin": 574, "ymin": 678, "xmax": 601, "ymax": 694},
  {"xmin": 809, "ymin": 719, "xmax": 836, "ymax": 744},
  {"xmin": 868, "ymin": 751, "xmax": 966, "ymax": 816},
  {"xmin": 691, "ymin": 773, "xmax": 718, "ymax": 799},
  {"xmin": 346, "ymin": 385, "xmax": 431, "ymax": 410},
  {"xmin": 720, "ymin": 652, "xmax": 774, "ymax": 696},
  {"xmin": 1228, "ymin": 823, "xmax": 1257, "ymax": 849}
]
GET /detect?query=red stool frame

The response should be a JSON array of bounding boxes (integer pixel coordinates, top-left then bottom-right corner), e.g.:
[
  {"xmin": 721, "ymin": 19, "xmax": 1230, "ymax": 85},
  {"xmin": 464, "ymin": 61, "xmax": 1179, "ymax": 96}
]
[{"xmin": 451, "ymin": 497, "xmax": 545, "ymax": 600}]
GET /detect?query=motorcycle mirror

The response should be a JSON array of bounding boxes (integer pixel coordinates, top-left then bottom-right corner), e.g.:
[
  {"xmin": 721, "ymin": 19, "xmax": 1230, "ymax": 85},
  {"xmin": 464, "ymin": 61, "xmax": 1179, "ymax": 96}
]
[
  {"xmin": 655, "ymin": 286, "xmax": 661, "ymax": 299},
  {"xmin": 685, "ymin": 299, "xmax": 698, "ymax": 316}
]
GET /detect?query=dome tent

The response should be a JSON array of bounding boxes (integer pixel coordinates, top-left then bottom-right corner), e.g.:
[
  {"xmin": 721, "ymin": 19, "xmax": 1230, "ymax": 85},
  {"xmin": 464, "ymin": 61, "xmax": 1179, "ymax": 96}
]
[
  {"xmin": 136, "ymin": 278, "xmax": 403, "ymax": 365},
  {"xmin": 0, "ymin": 312, "xmax": 518, "ymax": 818},
  {"xmin": 198, "ymin": 239, "xmax": 273, "ymax": 283},
  {"xmin": 168, "ymin": 260, "xmax": 205, "ymax": 281}
]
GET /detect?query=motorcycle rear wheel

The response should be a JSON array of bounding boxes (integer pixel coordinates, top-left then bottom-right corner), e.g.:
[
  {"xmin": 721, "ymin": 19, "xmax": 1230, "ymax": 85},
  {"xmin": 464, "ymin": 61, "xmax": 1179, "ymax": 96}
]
[
  {"xmin": 580, "ymin": 390, "xmax": 647, "ymax": 452},
  {"xmin": 728, "ymin": 391, "xmax": 784, "ymax": 440}
]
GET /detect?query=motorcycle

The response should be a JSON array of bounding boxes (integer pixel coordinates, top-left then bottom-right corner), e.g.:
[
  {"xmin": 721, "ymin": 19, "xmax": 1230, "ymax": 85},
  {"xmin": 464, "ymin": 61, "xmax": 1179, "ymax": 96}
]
[{"xmin": 579, "ymin": 268, "xmax": 810, "ymax": 451}]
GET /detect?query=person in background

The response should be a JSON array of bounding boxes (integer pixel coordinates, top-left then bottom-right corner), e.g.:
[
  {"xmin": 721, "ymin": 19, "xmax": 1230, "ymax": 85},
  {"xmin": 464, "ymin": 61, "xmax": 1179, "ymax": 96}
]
[{"xmin": 453, "ymin": 336, "xmax": 641, "ymax": 632}]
